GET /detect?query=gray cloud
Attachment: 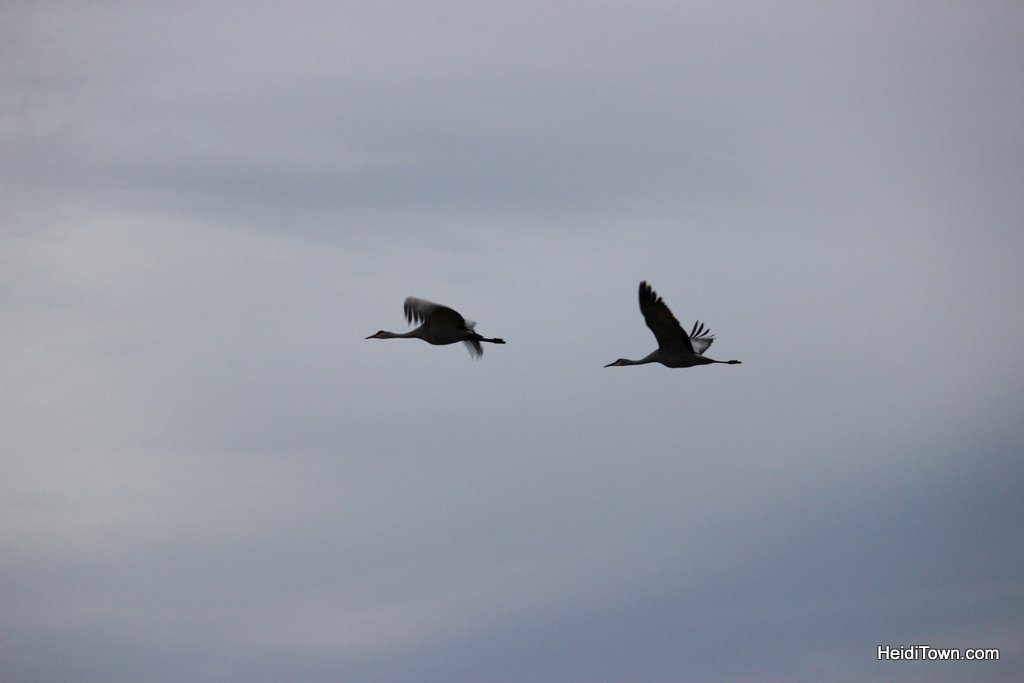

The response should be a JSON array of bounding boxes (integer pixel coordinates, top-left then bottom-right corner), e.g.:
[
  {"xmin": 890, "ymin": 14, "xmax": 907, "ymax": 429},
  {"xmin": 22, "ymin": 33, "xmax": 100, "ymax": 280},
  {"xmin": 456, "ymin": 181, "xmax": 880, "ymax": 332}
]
[{"xmin": 3, "ymin": 2, "xmax": 1023, "ymax": 681}]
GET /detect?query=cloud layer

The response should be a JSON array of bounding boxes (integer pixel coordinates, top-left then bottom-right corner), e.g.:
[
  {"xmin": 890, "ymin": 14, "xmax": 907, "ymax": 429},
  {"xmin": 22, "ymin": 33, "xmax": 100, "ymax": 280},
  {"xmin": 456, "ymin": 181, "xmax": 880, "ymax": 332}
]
[{"xmin": 3, "ymin": 2, "xmax": 1023, "ymax": 681}]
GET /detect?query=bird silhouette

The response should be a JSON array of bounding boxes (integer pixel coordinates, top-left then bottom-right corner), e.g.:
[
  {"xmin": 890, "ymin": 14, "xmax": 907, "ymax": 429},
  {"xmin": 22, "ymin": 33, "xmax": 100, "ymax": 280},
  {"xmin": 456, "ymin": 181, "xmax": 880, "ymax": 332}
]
[
  {"xmin": 605, "ymin": 281, "xmax": 741, "ymax": 368},
  {"xmin": 366, "ymin": 297, "xmax": 505, "ymax": 358}
]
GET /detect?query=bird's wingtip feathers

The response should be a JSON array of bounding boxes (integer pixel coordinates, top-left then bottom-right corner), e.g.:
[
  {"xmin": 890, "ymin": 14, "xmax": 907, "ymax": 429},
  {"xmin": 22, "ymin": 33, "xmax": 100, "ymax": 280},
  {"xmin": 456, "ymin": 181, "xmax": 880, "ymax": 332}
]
[{"xmin": 463, "ymin": 339, "xmax": 484, "ymax": 358}]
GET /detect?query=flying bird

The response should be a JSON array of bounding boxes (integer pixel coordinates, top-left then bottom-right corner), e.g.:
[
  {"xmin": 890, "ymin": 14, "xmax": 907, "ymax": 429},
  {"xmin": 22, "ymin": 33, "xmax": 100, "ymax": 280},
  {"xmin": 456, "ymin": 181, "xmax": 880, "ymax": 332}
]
[
  {"xmin": 366, "ymin": 297, "xmax": 506, "ymax": 358},
  {"xmin": 605, "ymin": 281, "xmax": 741, "ymax": 368}
]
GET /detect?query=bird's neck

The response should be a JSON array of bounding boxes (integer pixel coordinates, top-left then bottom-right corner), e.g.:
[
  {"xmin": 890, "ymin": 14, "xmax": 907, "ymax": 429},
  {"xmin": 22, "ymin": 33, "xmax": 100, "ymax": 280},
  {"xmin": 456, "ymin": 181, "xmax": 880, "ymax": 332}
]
[{"xmin": 380, "ymin": 330, "xmax": 419, "ymax": 339}]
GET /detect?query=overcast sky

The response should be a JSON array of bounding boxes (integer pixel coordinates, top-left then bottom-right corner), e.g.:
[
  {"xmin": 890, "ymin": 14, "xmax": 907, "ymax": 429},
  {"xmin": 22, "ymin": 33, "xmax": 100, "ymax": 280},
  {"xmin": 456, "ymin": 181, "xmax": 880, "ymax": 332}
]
[{"xmin": 3, "ymin": 2, "xmax": 1023, "ymax": 681}]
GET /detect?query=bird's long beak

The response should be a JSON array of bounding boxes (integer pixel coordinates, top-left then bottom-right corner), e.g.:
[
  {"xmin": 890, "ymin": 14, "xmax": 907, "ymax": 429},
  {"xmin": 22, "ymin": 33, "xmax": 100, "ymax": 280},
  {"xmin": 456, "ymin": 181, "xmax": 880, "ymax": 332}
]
[
  {"xmin": 364, "ymin": 334, "xmax": 375, "ymax": 339},
  {"xmin": 603, "ymin": 361, "xmax": 616, "ymax": 367}
]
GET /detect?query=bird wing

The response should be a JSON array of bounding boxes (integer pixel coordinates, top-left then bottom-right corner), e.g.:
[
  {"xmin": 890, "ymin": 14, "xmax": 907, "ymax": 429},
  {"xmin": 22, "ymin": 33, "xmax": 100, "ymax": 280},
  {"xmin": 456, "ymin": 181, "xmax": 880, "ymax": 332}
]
[
  {"xmin": 459, "ymin": 319, "xmax": 484, "ymax": 358},
  {"xmin": 463, "ymin": 338, "xmax": 483, "ymax": 358},
  {"xmin": 688, "ymin": 320, "xmax": 716, "ymax": 356},
  {"xmin": 404, "ymin": 297, "xmax": 467, "ymax": 328},
  {"xmin": 406, "ymin": 297, "xmax": 483, "ymax": 358},
  {"xmin": 638, "ymin": 281, "xmax": 695, "ymax": 355}
]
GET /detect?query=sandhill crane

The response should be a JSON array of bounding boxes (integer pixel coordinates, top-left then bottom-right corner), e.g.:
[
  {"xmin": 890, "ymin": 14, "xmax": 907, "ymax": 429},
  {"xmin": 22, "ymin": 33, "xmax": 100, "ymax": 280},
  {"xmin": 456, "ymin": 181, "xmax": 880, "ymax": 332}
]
[
  {"xmin": 366, "ymin": 297, "xmax": 506, "ymax": 358},
  {"xmin": 605, "ymin": 281, "xmax": 741, "ymax": 368}
]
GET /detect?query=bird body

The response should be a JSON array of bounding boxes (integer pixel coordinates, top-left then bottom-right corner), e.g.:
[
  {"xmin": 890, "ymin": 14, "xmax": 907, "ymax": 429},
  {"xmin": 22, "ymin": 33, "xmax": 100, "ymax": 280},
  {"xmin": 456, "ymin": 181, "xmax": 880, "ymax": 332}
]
[
  {"xmin": 605, "ymin": 281, "xmax": 741, "ymax": 368},
  {"xmin": 366, "ymin": 297, "xmax": 505, "ymax": 358}
]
